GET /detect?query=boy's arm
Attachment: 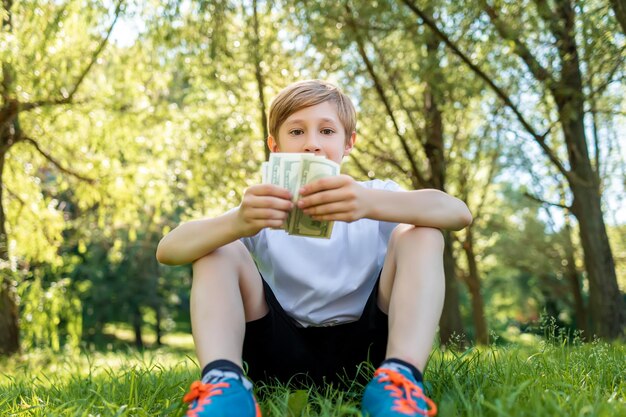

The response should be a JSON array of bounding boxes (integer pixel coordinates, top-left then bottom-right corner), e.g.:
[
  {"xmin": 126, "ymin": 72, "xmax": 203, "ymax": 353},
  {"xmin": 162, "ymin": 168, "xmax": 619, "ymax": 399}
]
[
  {"xmin": 156, "ymin": 211, "xmax": 242, "ymax": 265},
  {"xmin": 156, "ymin": 185, "xmax": 292, "ymax": 265},
  {"xmin": 298, "ymin": 175, "xmax": 472, "ymax": 231}
]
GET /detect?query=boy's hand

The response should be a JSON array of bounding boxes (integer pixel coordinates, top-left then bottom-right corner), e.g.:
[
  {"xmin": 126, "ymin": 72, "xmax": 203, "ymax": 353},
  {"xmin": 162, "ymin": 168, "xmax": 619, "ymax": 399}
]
[
  {"xmin": 297, "ymin": 174, "xmax": 370, "ymax": 222},
  {"xmin": 236, "ymin": 184, "xmax": 293, "ymax": 237}
]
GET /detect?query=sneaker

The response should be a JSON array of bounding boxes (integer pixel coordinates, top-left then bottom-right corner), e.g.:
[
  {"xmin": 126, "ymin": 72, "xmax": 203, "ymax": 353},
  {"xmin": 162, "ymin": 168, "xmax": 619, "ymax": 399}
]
[
  {"xmin": 183, "ymin": 371, "xmax": 262, "ymax": 417},
  {"xmin": 361, "ymin": 366, "xmax": 437, "ymax": 416}
]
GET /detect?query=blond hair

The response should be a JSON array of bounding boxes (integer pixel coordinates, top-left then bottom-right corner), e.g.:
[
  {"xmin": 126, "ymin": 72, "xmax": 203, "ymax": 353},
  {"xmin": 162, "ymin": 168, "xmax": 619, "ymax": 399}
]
[{"xmin": 268, "ymin": 80, "xmax": 356, "ymax": 144}]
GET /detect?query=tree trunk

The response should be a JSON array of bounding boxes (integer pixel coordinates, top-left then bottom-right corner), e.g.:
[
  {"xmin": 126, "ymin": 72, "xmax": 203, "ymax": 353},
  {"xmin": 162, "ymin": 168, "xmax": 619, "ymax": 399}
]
[
  {"xmin": 553, "ymin": 0, "xmax": 624, "ymax": 338},
  {"xmin": 154, "ymin": 304, "xmax": 162, "ymax": 346},
  {"xmin": 1, "ymin": 0, "xmax": 20, "ymax": 356},
  {"xmin": 462, "ymin": 227, "xmax": 489, "ymax": 345},
  {"xmin": 439, "ymin": 233, "xmax": 466, "ymax": 346},
  {"xmin": 251, "ymin": 0, "xmax": 270, "ymax": 161},
  {"xmin": 423, "ymin": 29, "xmax": 466, "ymax": 346},
  {"xmin": 133, "ymin": 307, "xmax": 144, "ymax": 349},
  {"xmin": 563, "ymin": 214, "xmax": 588, "ymax": 337},
  {"xmin": 569, "ymin": 179, "xmax": 624, "ymax": 337},
  {"xmin": 0, "ymin": 153, "xmax": 19, "ymax": 355},
  {"xmin": 557, "ymin": 94, "xmax": 624, "ymax": 338},
  {"xmin": 0, "ymin": 278, "xmax": 19, "ymax": 355}
]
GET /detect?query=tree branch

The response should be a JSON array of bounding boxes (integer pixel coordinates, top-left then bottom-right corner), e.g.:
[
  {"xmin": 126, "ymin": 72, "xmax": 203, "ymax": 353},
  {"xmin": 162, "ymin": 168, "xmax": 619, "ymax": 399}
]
[
  {"xmin": 250, "ymin": 0, "xmax": 270, "ymax": 161},
  {"xmin": 523, "ymin": 191, "xmax": 571, "ymax": 210},
  {"xmin": 3, "ymin": 182, "xmax": 63, "ymax": 248},
  {"xmin": 367, "ymin": 140, "xmax": 411, "ymax": 173},
  {"xmin": 36, "ymin": 1, "xmax": 72, "ymax": 61},
  {"xmin": 610, "ymin": 0, "xmax": 626, "ymax": 36},
  {"xmin": 368, "ymin": 30, "xmax": 425, "ymax": 147},
  {"xmin": 586, "ymin": 52, "xmax": 626, "ymax": 100},
  {"xmin": 364, "ymin": 139, "xmax": 419, "ymax": 184},
  {"xmin": 481, "ymin": 0, "xmax": 556, "ymax": 87},
  {"xmin": 347, "ymin": 152, "xmax": 372, "ymax": 180},
  {"xmin": 401, "ymin": 0, "xmax": 572, "ymax": 183},
  {"xmin": 345, "ymin": 4, "xmax": 427, "ymax": 188},
  {"xmin": 3, "ymin": 184, "xmax": 26, "ymax": 207},
  {"xmin": 401, "ymin": 0, "xmax": 538, "ymax": 137},
  {"xmin": 533, "ymin": 0, "xmax": 564, "ymax": 46},
  {"xmin": 473, "ymin": 136, "xmax": 501, "ymax": 222},
  {"xmin": 20, "ymin": 0, "xmax": 123, "ymax": 112},
  {"xmin": 3, "ymin": 182, "xmax": 27, "ymax": 223},
  {"xmin": 19, "ymin": 137, "xmax": 96, "ymax": 183}
]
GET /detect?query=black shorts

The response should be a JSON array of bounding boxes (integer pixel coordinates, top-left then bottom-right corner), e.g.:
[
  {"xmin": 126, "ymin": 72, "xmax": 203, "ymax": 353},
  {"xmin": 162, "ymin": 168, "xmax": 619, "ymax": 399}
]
[{"xmin": 242, "ymin": 273, "xmax": 388, "ymax": 386}]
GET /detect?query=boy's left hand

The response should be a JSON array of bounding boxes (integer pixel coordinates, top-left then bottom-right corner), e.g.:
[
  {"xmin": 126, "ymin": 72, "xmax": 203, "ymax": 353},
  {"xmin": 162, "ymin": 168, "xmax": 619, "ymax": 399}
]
[{"xmin": 297, "ymin": 174, "xmax": 369, "ymax": 222}]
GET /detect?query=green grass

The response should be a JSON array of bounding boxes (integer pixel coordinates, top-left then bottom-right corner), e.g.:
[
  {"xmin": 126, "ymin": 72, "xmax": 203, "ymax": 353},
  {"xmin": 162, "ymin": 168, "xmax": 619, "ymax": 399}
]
[{"xmin": 1, "ymin": 339, "xmax": 624, "ymax": 416}]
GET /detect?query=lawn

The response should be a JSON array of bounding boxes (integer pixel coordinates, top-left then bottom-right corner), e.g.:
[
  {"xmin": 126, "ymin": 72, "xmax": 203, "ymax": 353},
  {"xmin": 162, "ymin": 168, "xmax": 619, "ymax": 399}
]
[{"xmin": 1, "ymin": 333, "xmax": 624, "ymax": 416}]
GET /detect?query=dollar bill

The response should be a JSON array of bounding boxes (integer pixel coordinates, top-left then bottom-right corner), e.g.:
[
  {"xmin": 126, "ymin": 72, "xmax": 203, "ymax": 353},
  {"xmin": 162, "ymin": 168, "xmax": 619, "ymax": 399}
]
[
  {"xmin": 261, "ymin": 161, "xmax": 269, "ymax": 184},
  {"xmin": 280, "ymin": 155, "xmax": 303, "ymax": 229},
  {"xmin": 261, "ymin": 153, "xmax": 339, "ymax": 238},
  {"xmin": 266, "ymin": 153, "xmax": 302, "ymax": 229},
  {"xmin": 288, "ymin": 154, "xmax": 339, "ymax": 238}
]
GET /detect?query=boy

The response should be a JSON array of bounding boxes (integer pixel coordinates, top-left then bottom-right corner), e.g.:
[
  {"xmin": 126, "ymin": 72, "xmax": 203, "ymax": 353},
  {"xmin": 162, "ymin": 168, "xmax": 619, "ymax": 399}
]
[{"xmin": 156, "ymin": 80, "xmax": 472, "ymax": 416}]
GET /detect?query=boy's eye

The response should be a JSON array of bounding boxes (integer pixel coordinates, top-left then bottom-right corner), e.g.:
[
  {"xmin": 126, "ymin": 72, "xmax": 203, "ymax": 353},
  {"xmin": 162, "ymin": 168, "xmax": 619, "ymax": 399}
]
[{"xmin": 321, "ymin": 128, "xmax": 335, "ymax": 135}]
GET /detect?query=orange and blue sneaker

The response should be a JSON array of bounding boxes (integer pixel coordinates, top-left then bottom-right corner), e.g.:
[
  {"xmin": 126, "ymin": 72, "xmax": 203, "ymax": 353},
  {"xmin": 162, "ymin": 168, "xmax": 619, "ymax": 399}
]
[
  {"xmin": 361, "ymin": 365, "xmax": 437, "ymax": 416},
  {"xmin": 183, "ymin": 370, "xmax": 262, "ymax": 417}
]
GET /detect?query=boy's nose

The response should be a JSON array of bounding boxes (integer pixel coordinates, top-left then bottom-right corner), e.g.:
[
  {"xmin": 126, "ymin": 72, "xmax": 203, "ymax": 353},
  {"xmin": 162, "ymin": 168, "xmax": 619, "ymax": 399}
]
[{"xmin": 303, "ymin": 135, "xmax": 321, "ymax": 153}]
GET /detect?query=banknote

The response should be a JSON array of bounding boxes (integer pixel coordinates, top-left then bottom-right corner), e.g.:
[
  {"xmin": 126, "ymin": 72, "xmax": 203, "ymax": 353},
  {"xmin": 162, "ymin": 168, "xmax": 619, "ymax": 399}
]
[
  {"xmin": 287, "ymin": 154, "xmax": 339, "ymax": 237},
  {"xmin": 261, "ymin": 153, "xmax": 340, "ymax": 238}
]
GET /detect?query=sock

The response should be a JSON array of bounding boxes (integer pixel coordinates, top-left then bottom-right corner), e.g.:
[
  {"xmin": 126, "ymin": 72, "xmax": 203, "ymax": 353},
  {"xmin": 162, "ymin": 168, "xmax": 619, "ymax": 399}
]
[
  {"xmin": 379, "ymin": 358, "xmax": 423, "ymax": 383},
  {"xmin": 200, "ymin": 359, "xmax": 253, "ymax": 391}
]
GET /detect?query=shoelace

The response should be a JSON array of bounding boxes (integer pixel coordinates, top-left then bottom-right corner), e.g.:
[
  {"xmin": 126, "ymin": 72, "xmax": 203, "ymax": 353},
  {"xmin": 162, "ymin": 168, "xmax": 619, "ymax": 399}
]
[
  {"xmin": 183, "ymin": 380, "xmax": 230, "ymax": 417},
  {"xmin": 374, "ymin": 368, "xmax": 438, "ymax": 416}
]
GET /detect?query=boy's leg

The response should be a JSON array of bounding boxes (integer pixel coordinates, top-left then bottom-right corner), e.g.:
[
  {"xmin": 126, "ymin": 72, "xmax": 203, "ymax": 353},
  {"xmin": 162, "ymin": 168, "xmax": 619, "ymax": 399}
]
[
  {"xmin": 190, "ymin": 240, "xmax": 268, "ymax": 369},
  {"xmin": 377, "ymin": 225, "xmax": 445, "ymax": 371},
  {"xmin": 184, "ymin": 241, "xmax": 266, "ymax": 417},
  {"xmin": 361, "ymin": 225, "xmax": 443, "ymax": 416}
]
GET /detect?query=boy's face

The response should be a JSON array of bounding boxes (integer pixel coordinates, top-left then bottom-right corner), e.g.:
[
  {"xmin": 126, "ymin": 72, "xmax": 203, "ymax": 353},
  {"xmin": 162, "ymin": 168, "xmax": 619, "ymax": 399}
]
[{"xmin": 267, "ymin": 101, "xmax": 356, "ymax": 165}]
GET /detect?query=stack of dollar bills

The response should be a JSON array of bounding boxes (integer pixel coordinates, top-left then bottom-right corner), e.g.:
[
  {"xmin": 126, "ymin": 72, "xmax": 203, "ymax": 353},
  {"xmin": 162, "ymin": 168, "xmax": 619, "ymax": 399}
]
[{"xmin": 261, "ymin": 153, "xmax": 340, "ymax": 239}]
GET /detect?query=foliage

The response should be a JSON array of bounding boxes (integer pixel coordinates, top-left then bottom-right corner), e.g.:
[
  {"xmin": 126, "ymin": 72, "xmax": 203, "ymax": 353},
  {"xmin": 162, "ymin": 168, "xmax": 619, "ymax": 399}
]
[
  {"xmin": 1, "ymin": 0, "xmax": 624, "ymax": 352},
  {"xmin": 608, "ymin": 223, "xmax": 626, "ymax": 290},
  {"xmin": 478, "ymin": 184, "xmax": 580, "ymax": 328},
  {"xmin": 18, "ymin": 273, "xmax": 82, "ymax": 352}
]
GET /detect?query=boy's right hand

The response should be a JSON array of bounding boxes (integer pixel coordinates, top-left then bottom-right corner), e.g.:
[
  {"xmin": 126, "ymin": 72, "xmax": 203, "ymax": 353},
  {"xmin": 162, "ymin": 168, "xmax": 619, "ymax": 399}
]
[{"xmin": 235, "ymin": 184, "xmax": 293, "ymax": 237}]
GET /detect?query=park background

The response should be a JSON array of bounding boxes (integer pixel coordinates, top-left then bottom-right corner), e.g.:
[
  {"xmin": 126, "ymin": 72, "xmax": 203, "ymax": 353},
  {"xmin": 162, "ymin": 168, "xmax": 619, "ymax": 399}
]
[{"xmin": 0, "ymin": 0, "xmax": 625, "ymax": 415}]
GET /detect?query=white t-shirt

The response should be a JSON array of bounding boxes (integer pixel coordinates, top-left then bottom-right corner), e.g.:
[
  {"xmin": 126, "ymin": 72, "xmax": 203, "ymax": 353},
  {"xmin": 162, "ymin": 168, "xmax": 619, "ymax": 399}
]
[{"xmin": 240, "ymin": 179, "xmax": 403, "ymax": 327}]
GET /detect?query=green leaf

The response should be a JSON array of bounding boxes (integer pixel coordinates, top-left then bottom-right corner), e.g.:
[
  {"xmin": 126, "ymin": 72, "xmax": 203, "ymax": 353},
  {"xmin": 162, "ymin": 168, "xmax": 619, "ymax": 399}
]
[{"xmin": 287, "ymin": 389, "xmax": 309, "ymax": 416}]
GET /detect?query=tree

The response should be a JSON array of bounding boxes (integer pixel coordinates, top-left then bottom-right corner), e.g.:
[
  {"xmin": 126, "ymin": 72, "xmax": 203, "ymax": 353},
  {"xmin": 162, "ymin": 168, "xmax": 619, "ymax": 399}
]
[
  {"xmin": 454, "ymin": 117, "xmax": 502, "ymax": 345},
  {"xmin": 518, "ymin": 145, "xmax": 591, "ymax": 335},
  {"xmin": 348, "ymin": 12, "xmax": 467, "ymax": 345},
  {"xmin": 249, "ymin": 0, "xmax": 270, "ymax": 161},
  {"xmin": 0, "ymin": 0, "xmax": 122, "ymax": 355},
  {"xmin": 402, "ymin": 0, "xmax": 625, "ymax": 338}
]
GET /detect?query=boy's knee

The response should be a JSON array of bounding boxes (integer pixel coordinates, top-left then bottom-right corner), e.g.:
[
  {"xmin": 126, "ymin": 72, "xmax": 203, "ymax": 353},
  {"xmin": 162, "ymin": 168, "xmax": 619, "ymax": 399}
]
[
  {"xmin": 193, "ymin": 241, "xmax": 251, "ymax": 270},
  {"xmin": 391, "ymin": 225, "xmax": 444, "ymax": 252}
]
